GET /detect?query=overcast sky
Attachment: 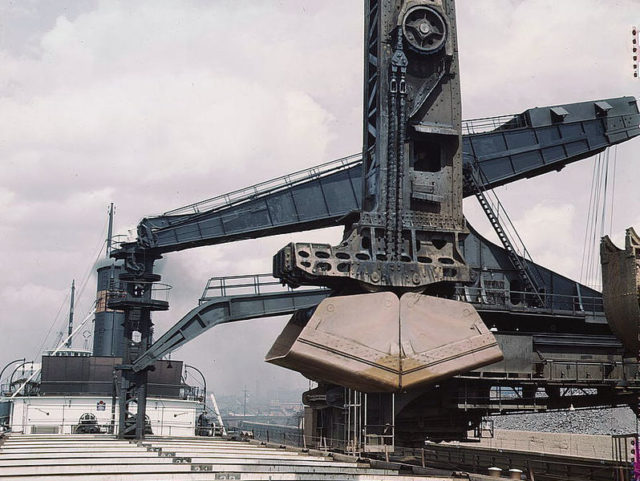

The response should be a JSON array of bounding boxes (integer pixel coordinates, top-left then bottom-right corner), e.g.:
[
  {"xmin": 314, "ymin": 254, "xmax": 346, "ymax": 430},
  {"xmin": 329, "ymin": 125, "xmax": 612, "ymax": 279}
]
[{"xmin": 1, "ymin": 0, "xmax": 639, "ymax": 400}]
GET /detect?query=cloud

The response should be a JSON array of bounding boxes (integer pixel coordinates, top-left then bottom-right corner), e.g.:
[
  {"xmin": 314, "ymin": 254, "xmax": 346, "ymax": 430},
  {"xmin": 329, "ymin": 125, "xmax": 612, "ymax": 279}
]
[
  {"xmin": 1, "ymin": 0, "xmax": 639, "ymax": 398},
  {"xmin": 458, "ymin": 0, "xmax": 639, "ymax": 114},
  {"xmin": 0, "ymin": 0, "xmax": 361, "ymax": 396},
  {"xmin": 457, "ymin": 0, "xmax": 640, "ymax": 294},
  {"xmin": 511, "ymin": 203, "xmax": 577, "ymax": 276}
]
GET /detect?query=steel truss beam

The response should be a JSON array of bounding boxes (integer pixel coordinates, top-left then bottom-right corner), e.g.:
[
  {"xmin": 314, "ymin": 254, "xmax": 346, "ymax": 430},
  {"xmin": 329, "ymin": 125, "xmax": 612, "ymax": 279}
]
[
  {"xmin": 132, "ymin": 289, "xmax": 329, "ymax": 373},
  {"xmin": 136, "ymin": 97, "xmax": 639, "ymax": 254}
]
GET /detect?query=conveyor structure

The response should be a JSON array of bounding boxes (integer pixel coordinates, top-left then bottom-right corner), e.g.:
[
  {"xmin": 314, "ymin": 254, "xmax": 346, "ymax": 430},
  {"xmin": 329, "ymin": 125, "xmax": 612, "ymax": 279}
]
[
  {"xmin": 137, "ymin": 97, "xmax": 639, "ymax": 253},
  {"xmin": 108, "ymin": 0, "xmax": 640, "ymax": 445}
]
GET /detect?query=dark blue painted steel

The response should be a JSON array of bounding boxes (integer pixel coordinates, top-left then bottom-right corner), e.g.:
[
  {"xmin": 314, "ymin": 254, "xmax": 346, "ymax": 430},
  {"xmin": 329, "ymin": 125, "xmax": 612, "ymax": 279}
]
[
  {"xmin": 132, "ymin": 288, "xmax": 329, "ymax": 372},
  {"xmin": 462, "ymin": 224, "xmax": 604, "ymax": 322},
  {"xmin": 144, "ymin": 163, "xmax": 362, "ymax": 252},
  {"xmin": 136, "ymin": 224, "xmax": 608, "ymax": 370},
  {"xmin": 466, "ymin": 97, "xmax": 640, "ymax": 189},
  {"xmin": 140, "ymin": 97, "xmax": 639, "ymax": 253},
  {"xmin": 93, "ymin": 259, "xmax": 126, "ymax": 357}
]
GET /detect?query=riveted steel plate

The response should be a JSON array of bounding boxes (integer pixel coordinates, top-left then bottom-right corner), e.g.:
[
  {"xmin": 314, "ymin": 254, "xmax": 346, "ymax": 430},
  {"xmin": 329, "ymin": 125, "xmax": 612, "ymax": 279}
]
[
  {"xmin": 266, "ymin": 292, "xmax": 503, "ymax": 391},
  {"xmin": 601, "ymin": 227, "xmax": 640, "ymax": 354}
]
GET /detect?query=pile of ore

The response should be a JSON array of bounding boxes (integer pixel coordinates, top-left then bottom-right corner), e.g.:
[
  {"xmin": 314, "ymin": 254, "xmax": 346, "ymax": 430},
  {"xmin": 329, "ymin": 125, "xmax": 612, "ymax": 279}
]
[{"xmin": 490, "ymin": 407, "xmax": 637, "ymax": 435}]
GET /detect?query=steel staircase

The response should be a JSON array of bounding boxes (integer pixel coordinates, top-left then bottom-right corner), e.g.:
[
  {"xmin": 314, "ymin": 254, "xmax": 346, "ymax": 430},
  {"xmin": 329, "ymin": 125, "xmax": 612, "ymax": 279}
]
[{"xmin": 465, "ymin": 166, "xmax": 545, "ymax": 307}]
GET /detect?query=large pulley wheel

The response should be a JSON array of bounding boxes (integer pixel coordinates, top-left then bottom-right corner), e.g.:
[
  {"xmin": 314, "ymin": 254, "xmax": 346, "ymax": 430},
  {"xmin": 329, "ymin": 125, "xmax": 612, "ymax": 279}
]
[{"xmin": 402, "ymin": 6, "xmax": 447, "ymax": 54}]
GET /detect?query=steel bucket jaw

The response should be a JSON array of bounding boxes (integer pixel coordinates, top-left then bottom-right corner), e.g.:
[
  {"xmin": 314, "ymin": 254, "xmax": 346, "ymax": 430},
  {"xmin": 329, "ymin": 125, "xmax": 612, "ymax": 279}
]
[{"xmin": 266, "ymin": 292, "xmax": 503, "ymax": 392}]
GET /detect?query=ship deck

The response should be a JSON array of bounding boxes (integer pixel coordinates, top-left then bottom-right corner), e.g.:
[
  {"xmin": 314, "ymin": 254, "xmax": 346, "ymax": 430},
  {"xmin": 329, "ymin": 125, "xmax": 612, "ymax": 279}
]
[{"xmin": 0, "ymin": 434, "xmax": 456, "ymax": 481}]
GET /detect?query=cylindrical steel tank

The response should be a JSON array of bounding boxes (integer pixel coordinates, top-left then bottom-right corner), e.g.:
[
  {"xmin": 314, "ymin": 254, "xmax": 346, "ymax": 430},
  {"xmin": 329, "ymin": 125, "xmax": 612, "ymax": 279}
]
[{"xmin": 93, "ymin": 258, "xmax": 125, "ymax": 357}]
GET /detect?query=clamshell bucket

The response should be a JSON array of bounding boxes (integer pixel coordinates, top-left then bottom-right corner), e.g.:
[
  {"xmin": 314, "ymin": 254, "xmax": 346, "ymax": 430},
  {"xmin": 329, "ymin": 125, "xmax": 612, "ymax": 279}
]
[
  {"xmin": 601, "ymin": 227, "xmax": 640, "ymax": 354},
  {"xmin": 266, "ymin": 292, "xmax": 503, "ymax": 392}
]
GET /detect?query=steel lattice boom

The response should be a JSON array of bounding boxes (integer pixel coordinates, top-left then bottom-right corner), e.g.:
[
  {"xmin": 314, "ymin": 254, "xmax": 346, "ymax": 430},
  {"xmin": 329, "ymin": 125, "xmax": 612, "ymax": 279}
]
[{"xmin": 108, "ymin": 0, "xmax": 640, "ymax": 441}]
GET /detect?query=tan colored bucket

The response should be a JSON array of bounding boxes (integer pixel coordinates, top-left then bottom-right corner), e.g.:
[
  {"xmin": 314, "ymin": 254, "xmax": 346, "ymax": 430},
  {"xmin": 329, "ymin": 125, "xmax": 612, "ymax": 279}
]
[
  {"xmin": 601, "ymin": 227, "xmax": 640, "ymax": 354},
  {"xmin": 266, "ymin": 292, "xmax": 503, "ymax": 392}
]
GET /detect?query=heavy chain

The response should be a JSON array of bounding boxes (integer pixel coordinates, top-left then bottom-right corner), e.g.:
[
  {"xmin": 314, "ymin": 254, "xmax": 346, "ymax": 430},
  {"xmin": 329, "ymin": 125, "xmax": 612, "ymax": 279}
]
[{"xmin": 386, "ymin": 29, "xmax": 408, "ymax": 260}]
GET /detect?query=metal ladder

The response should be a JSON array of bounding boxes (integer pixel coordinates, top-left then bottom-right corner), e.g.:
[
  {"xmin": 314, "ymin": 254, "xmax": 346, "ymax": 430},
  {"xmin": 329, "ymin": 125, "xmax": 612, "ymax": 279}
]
[
  {"xmin": 465, "ymin": 166, "xmax": 545, "ymax": 307},
  {"xmin": 344, "ymin": 389, "xmax": 362, "ymax": 455}
]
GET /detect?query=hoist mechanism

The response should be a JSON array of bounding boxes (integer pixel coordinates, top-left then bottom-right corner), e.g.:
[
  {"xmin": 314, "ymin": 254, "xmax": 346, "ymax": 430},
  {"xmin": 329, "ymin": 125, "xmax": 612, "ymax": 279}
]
[
  {"xmin": 402, "ymin": 5, "xmax": 447, "ymax": 54},
  {"xmin": 269, "ymin": 0, "xmax": 503, "ymax": 392},
  {"xmin": 274, "ymin": 0, "xmax": 468, "ymax": 292},
  {"xmin": 107, "ymin": 0, "xmax": 640, "ymax": 440}
]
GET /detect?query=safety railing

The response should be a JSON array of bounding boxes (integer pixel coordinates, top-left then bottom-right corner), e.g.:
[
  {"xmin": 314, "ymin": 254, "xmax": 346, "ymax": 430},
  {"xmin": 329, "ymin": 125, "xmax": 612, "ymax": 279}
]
[
  {"xmin": 464, "ymin": 428, "xmax": 615, "ymax": 460},
  {"xmin": 6, "ymin": 397, "xmax": 202, "ymax": 437},
  {"xmin": 462, "ymin": 113, "xmax": 529, "ymax": 136},
  {"xmin": 612, "ymin": 433, "xmax": 637, "ymax": 479},
  {"xmin": 363, "ymin": 424, "xmax": 395, "ymax": 454},
  {"xmin": 183, "ymin": 385, "xmax": 205, "ymax": 402},
  {"xmin": 109, "ymin": 234, "xmax": 134, "ymax": 251},
  {"xmin": 164, "ymin": 153, "xmax": 363, "ymax": 216},
  {"xmin": 163, "ymin": 112, "xmax": 527, "ymax": 217},
  {"xmin": 200, "ymin": 274, "xmax": 327, "ymax": 302},
  {"xmin": 1, "ymin": 383, "xmax": 39, "ymax": 398},
  {"xmin": 195, "ymin": 423, "xmax": 225, "ymax": 437},
  {"xmin": 107, "ymin": 281, "xmax": 173, "ymax": 305},
  {"xmin": 239, "ymin": 424, "xmax": 364, "ymax": 454},
  {"xmin": 239, "ymin": 420, "xmax": 398, "ymax": 457},
  {"xmin": 454, "ymin": 286, "xmax": 604, "ymax": 317},
  {"xmin": 475, "ymin": 168, "xmax": 540, "ymax": 275},
  {"xmin": 466, "ymin": 163, "xmax": 546, "ymax": 303},
  {"xmin": 201, "ymin": 276, "xmax": 603, "ymax": 317},
  {"xmin": 394, "ymin": 442, "xmax": 626, "ymax": 470},
  {"xmin": 5, "ymin": 419, "xmax": 200, "ymax": 437},
  {"xmin": 238, "ymin": 421, "xmax": 304, "ymax": 448}
]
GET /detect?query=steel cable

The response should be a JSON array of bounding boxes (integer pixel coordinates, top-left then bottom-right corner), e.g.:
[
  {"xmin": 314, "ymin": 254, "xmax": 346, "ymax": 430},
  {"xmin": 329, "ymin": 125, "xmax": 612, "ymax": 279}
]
[{"xmin": 32, "ymin": 216, "xmax": 108, "ymax": 358}]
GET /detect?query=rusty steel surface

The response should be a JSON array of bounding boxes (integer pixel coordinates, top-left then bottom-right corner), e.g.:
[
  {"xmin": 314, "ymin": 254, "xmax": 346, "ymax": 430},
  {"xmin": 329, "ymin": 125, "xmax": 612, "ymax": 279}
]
[
  {"xmin": 267, "ymin": 0, "xmax": 490, "ymax": 397},
  {"xmin": 266, "ymin": 292, "xmax": 502, "ymax": 392},
  {"xmin": 106, "ymin": 0, "xmax": 640, "ymax": 441},
  {"xmin": 601, "ymin": 227, "xmax": 640, "ymax": 354},
  {"xmin": 273, "ymin": 0, "xmax": 469, "ymax": 292}
]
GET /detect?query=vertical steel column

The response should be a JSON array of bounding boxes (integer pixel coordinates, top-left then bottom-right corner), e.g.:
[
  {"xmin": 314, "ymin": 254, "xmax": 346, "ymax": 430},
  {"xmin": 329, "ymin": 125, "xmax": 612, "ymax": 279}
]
[
  {"xmin": 110, "ymin": 247, "xmax": 168, "ymax": 439},
  {"xmin": 362, "ymin": 0, "xmax": 380, "ymax": 212},
  {"xmin": 117, "ymin": 310, "xmax": 135, "ymax": 437},
  {"xmin": 65, "ymin": 280, "xmax": 75, "ymax": 348}
]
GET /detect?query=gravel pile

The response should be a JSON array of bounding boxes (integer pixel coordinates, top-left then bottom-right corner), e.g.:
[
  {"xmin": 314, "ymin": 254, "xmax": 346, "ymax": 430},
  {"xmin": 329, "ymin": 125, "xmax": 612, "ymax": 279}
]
[{"xmin": 489, "ymin": 407, "xmax": 638, "ymax": 435}]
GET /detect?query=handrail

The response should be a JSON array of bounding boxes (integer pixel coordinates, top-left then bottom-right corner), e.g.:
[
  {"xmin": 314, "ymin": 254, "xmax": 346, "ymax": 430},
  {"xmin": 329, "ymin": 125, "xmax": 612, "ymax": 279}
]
[
  {"xmin": 164, "ymin": 153, "xmax": 363, "ymax": 216},
  {"xmin": 161, "ymin": 116, "xmax": 521, "ymax": 218},
  {"xmin": 200, "ymin": 273, "xmax": 326, "ymax": 302},
  {"xmin": 467, "ymin": 163, "xmax": 546, "ymax": 303},
  {"xmin": 161, "ymin": 115, "xmax": 515, "ymax": 218},
  {"xmin": 108, "ymin": 282, "xmax": 172, "ymax": 303},
  {"xmin": 455, "ymin": 286, "xmax": 604, "ymax": 316},
  {"xmin": 458, "ymin": 359, "xmax": 638, "ymax": 385},
  {"xmin": 462, "ymin": 113, "xmax": 529, "ymax": 135},
  {"xmin": 476, "ymin": 169, "xmax": 537, "ymax": 267},
  {"xmin": 152, "ymin": 106, "xmax": 634, "ymax": 221}
]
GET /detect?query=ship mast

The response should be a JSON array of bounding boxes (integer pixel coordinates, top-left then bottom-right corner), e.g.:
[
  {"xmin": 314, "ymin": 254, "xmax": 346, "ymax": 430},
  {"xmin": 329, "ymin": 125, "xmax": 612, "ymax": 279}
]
[
  {"xmin": 65, "ymin": 280, "xmax": 75, "ymax": 348},
  {"xmin": 106, "ymin": 202, "xmax": 114, "ymax": 258}
]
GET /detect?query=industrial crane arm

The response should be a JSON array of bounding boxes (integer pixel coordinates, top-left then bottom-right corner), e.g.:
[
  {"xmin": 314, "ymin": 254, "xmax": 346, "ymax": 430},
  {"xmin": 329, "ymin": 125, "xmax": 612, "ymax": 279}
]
[
  {"xmin": 133, "ymin": 219, "xmax": 607, "ymax": 372},
  {"xmin": 132, "ymin": 288, "xmax": 328, "ymax": 372},
  {"xmin": 132, "ymin": 96, "xmax": 639, "ymax": 254}
]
